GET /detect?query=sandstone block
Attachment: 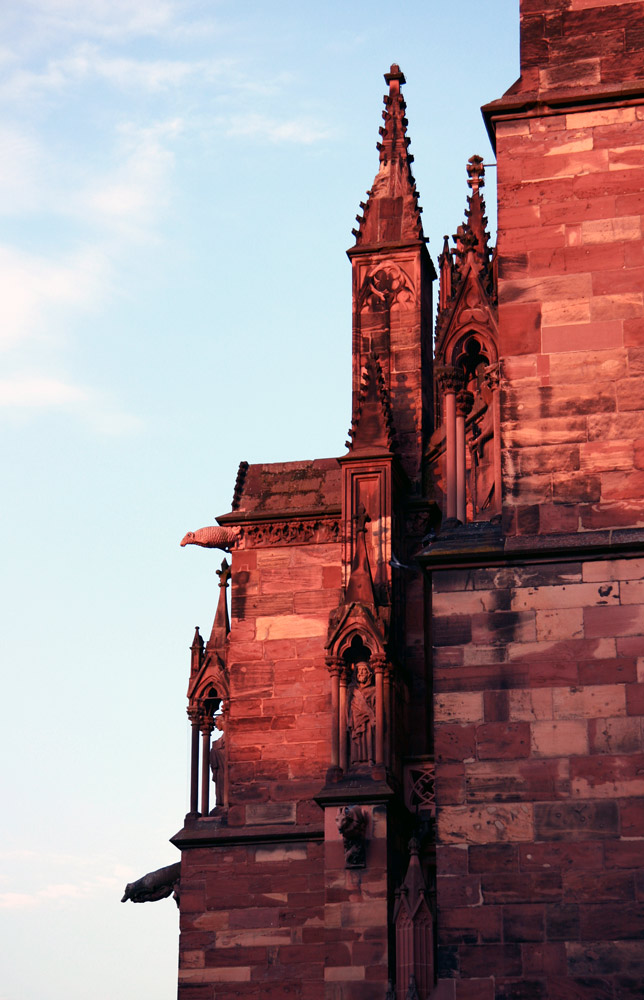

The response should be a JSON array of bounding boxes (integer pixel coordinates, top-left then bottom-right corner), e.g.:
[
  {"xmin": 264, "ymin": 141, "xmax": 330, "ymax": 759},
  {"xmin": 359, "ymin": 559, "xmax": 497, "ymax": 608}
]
[
  {"xmin": 468, "ymin": 844, "xmax": 519, "ymax": 873},
  {"xmin": 536, "ymin": 608, "xmax": 583, "ymax": 642},
  {"xmin": 570, "ymin": 753, "xmax": 644, "ymax": 798},
  {"xmin": 580, "ymin": 441, "xmax": 633, "ymax": 473},
  {"xmin": 604, "ymin": 840, "xmax": 644, "ymax": 870},
  {"xmin": 480, "ymin": 871, "xmax": 561, "ymax": 904},
  {"xmin": 531, "ymin": 720, "xmax": 588, "ymax": 757},
  {"xmin": 582, "ymin": 215, "xmax": 642, "ymax": 244},
  {"xmin": 502, "ymin": 904, "xmax": 545, "ymax": 942},
  {"xmin": 566, "ymin": 939, "xmax": 644, "ymax": 977},
  {"xmin": 435, "ymin": 691, "xmax": 484, "ymax": 723},
  {"xmin": 466, "ymin": 759, "xmax": 569, "ymax": 803},
  {"xmin": 521, "ymin": 941, "xmax": 567, "ymax": 977},
  {"xmin": 512, "ymin": 581, "xmax": 618, "ymax": 612},
  {"xmin": 476, "ymin": 722, "xmax": 531, "ymax": 760},
  {"xmin": 626, "ymin": 682, "xmax": 644, "ymax": 715},
  {"xmin": 437, "ymin": 804, "xmax": 534, "ymax": 844},
  {"xmin": 534, "ymin": 800, "xmax": 619, "ymax": 840},
  {"xmin": 583, "ymin": 557, "xmax": 644, "ymax": 582},
  {"xmin": 435, "ymin": 725, "xmax": 477, "ymax": 763},
  {"xmin": 519, "ymin": 841, "xmax": 603, "ymax": 871},
  {"xmin": 458, "ymin": 943, "xmax": 522, "ymax": 978},
  {"xmin": 542, "ymin": 320, "xmax": 622, "ymax": 353},
  {"xmin": 579, "ymin": 902, "xmax": 644, "ymax": 941},
  {"xmin": 585, "ymin": 603, "xmax": 644, "ymax": 638},
  {"xmin": 545, "ymin": 903, "xmax": 579, "ymax": 941},
  {"xmin": 436, "ymin": 874, "xmax": 482, "ymax": 907},
  {"xmin": 438, "ymin": 906, "xmax": 502, "ymax": 945},
  {"xmin": 567, "ymin": 108, "xmax": 636, "ymax": 129},
  {"xmin": 178, "ymin": 967, "xmax": 251, "ymax": 983},
  {"xmin": 552, "ymin": 684, "xmax": 626, "ymax": 719},
  {"xmin": 509, "ymin": 689, "xmax": 554, "ymax": 720},
  {"xmin": 588, "ymin": 716, "xmax": 642, "ymax": 753}
]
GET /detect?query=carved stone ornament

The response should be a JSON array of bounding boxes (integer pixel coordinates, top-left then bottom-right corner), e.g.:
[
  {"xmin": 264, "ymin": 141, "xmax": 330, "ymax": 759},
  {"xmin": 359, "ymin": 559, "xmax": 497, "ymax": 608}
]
[
  {"xmin": 404, "ymin": 759, "xmax": 436, "ymax": 816},
  {"xmin": 238, "ymin": 517, "xmax": 340, "ymax": 548},
  {"xmin": 336, "ymin": 805, "xmax": 368, "ymax": 868},
  {"xmin": 455, "ymin": 389, "xmax": 475, "ymax": 417},
  {"xmin": 209, "ymin": 711, "xmax": 226, "ymax": 809},
  {"xmin": 347, "ymin": 660, "xmax": 377, "ymax": 766},
  {"xmin": 121, "ymin": 861, "xmax": 181, "ymax": 907},
  {"xmin": 434, "ymin": 365, "xmax": 463, "ymax": 395},
  {"xmin": 181, "ymin": 525, "xmax": 240, "ymax": 550},
  {"xmin": 359, "ymin": 263, "xmax": 415, "ymax": 313},
  {"xmin": 483, "ymin": 361, "xmax": 500, "ymax": 391}
]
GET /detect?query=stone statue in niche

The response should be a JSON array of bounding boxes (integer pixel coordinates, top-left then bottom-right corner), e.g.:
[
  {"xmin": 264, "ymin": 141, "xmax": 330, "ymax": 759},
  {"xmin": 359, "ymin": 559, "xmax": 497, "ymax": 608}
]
[
  {"xmin": 336, "ymin": 805, "xmax": 368, "ymax": 868},
  {"xmin": 209, "ymin": 710, "xmax": 226, "ymax": 808},
  {"xmin": 347, "ymin": 659, "xmax": 376, "ymax": 766}
]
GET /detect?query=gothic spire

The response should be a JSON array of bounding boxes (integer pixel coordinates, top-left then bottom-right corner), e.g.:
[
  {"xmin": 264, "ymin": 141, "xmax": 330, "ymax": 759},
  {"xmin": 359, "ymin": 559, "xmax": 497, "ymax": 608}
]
[{"xmin": 352, "ymin": 65, "xmax": 425, "ymax": 248}]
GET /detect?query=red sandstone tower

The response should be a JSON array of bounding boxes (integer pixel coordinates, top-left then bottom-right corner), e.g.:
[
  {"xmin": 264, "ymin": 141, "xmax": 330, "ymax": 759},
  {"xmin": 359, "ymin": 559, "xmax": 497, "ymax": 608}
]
[{"xmin": 126, "ymin": 3, "xmax": 644, "ymax": 997}]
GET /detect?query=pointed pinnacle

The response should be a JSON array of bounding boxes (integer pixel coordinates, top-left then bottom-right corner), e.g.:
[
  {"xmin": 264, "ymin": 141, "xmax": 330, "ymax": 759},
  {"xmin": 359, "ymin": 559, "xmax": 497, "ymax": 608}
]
[{"xmin": 351, "ymin": 65, "xmax": 424, "ymax": 248}]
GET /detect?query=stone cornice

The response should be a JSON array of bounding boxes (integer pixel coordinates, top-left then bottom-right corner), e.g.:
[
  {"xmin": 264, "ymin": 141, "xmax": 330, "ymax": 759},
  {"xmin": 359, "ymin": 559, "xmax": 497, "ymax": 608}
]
[
  {"xmin": 482, "ymin": 80, "xmax": 644, "ymax": 152},
  {"xmin": 171, "ymin": 819, "xmax": 324, "ymax": 848},
  {"xmin": 419, "ymin": 523, "xmax": 644, "ymax": 571}
]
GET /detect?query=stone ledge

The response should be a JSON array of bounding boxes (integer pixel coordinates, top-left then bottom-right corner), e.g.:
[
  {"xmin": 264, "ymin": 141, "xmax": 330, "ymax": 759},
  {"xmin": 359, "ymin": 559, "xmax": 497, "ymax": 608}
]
[
  {"xmin": 482, "ymin": 79, "xmax": 644, "ymax": 150},
  {"xmin": 171, "ymin": 818, "xmax": 323, "ymax": 849},
  {"xmin": 419, "ymin": 524, "xmax": 644, "ymax": 571}
]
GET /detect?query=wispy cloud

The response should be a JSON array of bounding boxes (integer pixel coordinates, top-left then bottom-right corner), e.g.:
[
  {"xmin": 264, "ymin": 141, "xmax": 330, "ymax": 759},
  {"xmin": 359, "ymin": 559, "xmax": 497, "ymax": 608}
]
[
  {"xmin": 0, "ymin": 848, "xmax": 136, "ymax": 909},
  {"xmin": 0, "ymin": 376, "xmax": 90, "ymax": 407},
  {"xmin": 77, "ymin": 118, "xmax": 182, "ymax": 239},
  {"xmin": 0, "ymin": 875, "xmax": 125, "ymax": 909},
  {"xmin": 0, "ymin": 48, "xmax": 234, "ymax": 101},
  {"xmin": 0, "ymin": 374, "xmax": 144, "ymax": 433},
  {"xmin": 0, "ymin": 244, "xmax": 106, "ymax": 350},
  {"xmin": 225, "ymin": 113, "xmax": 334, "ymax": 145},
  {"xmin": 15, "ymin": 0, "xmax": 208, "ymax": 43}
]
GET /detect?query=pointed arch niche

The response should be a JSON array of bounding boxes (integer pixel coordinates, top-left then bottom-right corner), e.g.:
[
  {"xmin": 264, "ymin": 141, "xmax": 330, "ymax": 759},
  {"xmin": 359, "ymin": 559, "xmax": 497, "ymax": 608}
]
[
  {"xmin": 186, "ymin": 559, "xmax": 231, "ymax": 817},
  {"xmin": 428, "ymin": 156, "xmax": 500, "ymax": 525},
  {"xmin": 326, "ymin": 604, "xmax": 391, "ymax": 776}
]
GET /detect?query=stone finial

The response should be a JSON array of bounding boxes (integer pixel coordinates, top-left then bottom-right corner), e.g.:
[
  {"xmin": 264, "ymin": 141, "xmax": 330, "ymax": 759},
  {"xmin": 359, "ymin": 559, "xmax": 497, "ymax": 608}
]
[
  {"xmin": 467, "ymin": 153, "xmax": 485, "ymax": 192},
  {"xmin": 384, "ymin": 63, "xmax": 406, "ymax": 89}
]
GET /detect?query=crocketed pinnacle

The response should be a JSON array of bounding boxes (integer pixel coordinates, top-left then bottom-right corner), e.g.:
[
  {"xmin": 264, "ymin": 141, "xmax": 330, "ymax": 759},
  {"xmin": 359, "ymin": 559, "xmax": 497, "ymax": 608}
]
[
  {"xmin": 352, "ymin": 65, "xmax": 425, "ymax": 248},
  {"xmin": 207, "ymin": 559, "xmax": 231, "ymax": 651},
  {"xmin": 454, "ymin": 155, "xmax": 491, "ymax": 268},
  {"xmin": 346, "ymin": 352, "xmax": 396, "ymax": 453}
]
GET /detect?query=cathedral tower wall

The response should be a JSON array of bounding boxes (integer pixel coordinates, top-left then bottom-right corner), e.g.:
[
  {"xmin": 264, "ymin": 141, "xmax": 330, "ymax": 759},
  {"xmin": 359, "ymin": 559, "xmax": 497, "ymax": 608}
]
[{"xmin": 426, "ymin": 2, "xmax": 644, "ymax": 997}]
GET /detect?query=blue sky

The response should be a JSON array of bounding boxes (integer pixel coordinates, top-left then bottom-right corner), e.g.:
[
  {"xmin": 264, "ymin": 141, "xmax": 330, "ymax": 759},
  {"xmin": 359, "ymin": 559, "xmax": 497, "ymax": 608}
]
[{"xmin": 1, "ymin": 2, "xmax": 519, "ymax": 997}]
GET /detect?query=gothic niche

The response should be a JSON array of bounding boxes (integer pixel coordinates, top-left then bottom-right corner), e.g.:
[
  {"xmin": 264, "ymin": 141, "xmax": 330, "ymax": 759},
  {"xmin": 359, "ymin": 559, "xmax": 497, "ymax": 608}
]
[
  {"xmin": 455, "ymin": 333, "xmax": 497, "ymax": 518},
  {"xmin": 188, "ymin": 685, "xmax": 228, "ymax": 817},
  {"xmin": 345, "ymin": 637, "xmax": 377, "ymax": 768},
  {"xmin": 186, "ymin": 557, "xmax": 231, "ymax": 817},
  {"xmin": 208, "ymin": 696, "xmax": 227, "ymax": 811}
]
